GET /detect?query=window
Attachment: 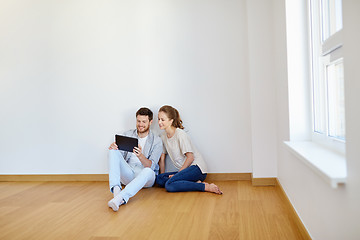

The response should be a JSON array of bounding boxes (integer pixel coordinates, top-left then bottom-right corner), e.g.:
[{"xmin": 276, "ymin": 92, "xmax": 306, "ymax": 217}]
[
  {"xmin": 310, "ymin": 0, "xmax": 345, "ymax": 152},
  {"xmin": 321, "ymin": 0, "xmax": 343, "ymax": 40},
  {"xmin": 284, "ymin": 0, "xmax": 347, "ymax": 188}
]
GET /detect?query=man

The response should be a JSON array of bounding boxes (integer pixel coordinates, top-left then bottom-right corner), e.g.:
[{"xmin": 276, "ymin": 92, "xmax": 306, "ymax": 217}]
[{"xmin": 107, "ymin": 107, "xmax": 163, "ymax": 211}]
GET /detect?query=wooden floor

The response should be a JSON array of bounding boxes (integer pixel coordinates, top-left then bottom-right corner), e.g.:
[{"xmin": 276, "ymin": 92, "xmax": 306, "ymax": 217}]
[{"xmin": 0, "ymin": 180, "xmax": 308, "ymax": 240}]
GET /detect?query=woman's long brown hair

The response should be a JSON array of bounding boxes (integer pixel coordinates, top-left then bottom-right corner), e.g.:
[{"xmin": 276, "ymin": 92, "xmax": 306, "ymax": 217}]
[{"xmin": 159, "ymin": 105, "xmax": 184, "ymax": 129}]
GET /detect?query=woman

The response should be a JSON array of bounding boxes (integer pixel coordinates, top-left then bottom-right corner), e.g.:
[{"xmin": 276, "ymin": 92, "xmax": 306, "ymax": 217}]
[{"xmin": 156, "ymin": 105, "xmax": 222, "ymax": 194}]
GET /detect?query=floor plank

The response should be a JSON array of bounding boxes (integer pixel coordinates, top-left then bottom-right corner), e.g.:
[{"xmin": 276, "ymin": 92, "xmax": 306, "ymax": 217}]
[{"xmin": 0, "ymin": 181, "xmax": 309, "ymax": 240}]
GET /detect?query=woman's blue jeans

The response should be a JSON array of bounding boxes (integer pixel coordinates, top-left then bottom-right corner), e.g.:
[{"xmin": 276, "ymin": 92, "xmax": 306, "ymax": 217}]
[{"xmin": 156, "ymin": 165, "xmax": 207, "ymax": 192}]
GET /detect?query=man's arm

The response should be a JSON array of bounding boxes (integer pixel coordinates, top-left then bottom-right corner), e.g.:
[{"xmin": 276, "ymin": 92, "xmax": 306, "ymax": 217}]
[
  {"xmin": 133, "ymin": 137, "xmax": 163, "ymax": 169},
  {"xmin": 147, "ymin": 137, "xmax": 163, "ymax": 171},
  {"xmin": 133, "ymin": 145, "xmax": 152, "ymax": 168}
]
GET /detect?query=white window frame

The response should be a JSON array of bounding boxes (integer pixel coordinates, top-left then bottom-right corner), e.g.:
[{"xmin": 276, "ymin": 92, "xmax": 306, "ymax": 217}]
[
  {"xmin": 284, "ymin": 0, "xmax": 347, "ymax": 188},
  {"xmin": 309, "ymin": 0, "xmax": 345, "ymax": 155}
]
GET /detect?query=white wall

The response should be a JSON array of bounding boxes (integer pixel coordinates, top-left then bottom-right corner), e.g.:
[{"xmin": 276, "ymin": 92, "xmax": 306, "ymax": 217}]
[
  {"xmin": 0, "ymin": 0, "xmax": 252, "ymax": 174},
  {"xmin": 277, "ymin": 0, "xmax": 360, "ymax": 239},
  {"xmin": 246, "ymin": 0, "xmax": 279, "ymax": 178},
  {"xmin": 2, "ymin": 0, "xmax": 360, "ymax": 238}
]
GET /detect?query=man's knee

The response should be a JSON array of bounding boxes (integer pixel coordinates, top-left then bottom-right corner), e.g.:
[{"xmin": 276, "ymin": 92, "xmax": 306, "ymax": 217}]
[
  {"xmin": 140, "ymin": 167, "xmax": 155, "ymax": 179},
  {"xmin": 140, "ymin": 168, "xmax": 155, "ymax": 188}
]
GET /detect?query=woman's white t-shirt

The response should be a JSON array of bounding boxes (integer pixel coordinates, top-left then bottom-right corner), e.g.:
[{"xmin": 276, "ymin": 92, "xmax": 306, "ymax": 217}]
[{"xmin": 161, "ymin": 128, "xmax": 208, "ymax": 173}]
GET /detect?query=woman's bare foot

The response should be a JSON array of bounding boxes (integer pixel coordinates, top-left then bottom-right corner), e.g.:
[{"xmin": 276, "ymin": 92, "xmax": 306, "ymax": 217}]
[{"xmin": 204, "ymin": 182, "xmax": 223, "ymax": 194}]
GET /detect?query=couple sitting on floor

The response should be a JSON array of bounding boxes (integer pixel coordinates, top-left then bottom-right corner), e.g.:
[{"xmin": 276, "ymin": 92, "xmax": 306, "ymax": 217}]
[{"xmin": 107, "ymin": 106, "xmax": 222, "ymax": 212}]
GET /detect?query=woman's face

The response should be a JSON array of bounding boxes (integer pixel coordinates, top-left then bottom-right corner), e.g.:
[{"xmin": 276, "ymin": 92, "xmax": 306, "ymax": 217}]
[{"xmin": 158, "ymin": 111, "xmax": 173, "ymax": 130}]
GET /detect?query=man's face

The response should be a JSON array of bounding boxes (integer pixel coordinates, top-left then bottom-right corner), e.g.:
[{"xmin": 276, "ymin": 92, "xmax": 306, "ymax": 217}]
[{"xmin": 136, "ymin": 115, "xmax": 152, "ymax": 134}]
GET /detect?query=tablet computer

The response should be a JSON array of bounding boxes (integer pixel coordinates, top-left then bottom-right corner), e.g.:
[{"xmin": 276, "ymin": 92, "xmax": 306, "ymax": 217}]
[{"xmin": 115, "ymin": 135, "xmax": 138, "ymax": 152}]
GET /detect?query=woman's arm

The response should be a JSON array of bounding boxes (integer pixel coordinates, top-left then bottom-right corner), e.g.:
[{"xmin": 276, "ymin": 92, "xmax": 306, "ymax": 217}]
[
  {"xmin": 159, "ymin": 153, "xmax": 166, "ymax": 174},
  {"xmin": 179, "ymin": 152, "xmax": 194, "ymax": 172},
  {"xmin": 169, "ymin": 152, "xmax": 194, "ymax": 178}
]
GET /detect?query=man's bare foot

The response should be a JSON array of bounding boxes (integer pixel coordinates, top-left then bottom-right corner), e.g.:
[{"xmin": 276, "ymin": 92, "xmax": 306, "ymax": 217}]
[{"xmin": 204, "ymin": 182, "xmax": 223, "ymax": 194}]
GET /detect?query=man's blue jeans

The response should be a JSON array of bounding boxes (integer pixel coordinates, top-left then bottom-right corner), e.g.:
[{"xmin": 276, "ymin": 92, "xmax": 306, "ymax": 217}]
[
  {"xmin": 108, "ymin": 150, "xmax": 155, "ymax": 203},
  {"xmin": 156, "ymin": 165, "xmax": 207, "ymax": 192}
]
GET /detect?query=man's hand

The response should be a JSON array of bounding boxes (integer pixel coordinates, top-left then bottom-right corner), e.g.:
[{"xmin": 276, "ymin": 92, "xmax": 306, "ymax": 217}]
[
  {"xmin": 133, "ymin": 145, "xmax": 152, "ymax": 168},
  {"xmin": 109, "ymin": 142, "xmax": 118, "ymax": 150},
  {"xmin": 133, "ymin": 145, "xmax": 144, "ymax": 159}
]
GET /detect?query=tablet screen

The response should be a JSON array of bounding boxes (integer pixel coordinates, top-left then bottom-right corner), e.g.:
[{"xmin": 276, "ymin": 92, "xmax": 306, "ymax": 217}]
[{"xmin": 115, "ymin": 135, "xmax": 138, "ymax": 152}]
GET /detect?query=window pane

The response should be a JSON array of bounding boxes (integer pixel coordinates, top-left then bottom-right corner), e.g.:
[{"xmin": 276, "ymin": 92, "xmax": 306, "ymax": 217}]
[
  {"xmin": 321, "ymin": 0, "xmax": 343, "ymax": 41},
  {"xmin": 327, "ymin": 60, "xmax": 345, "ymax": 140},
  {"xmin": 313, "ymin": 67, "xmax": 326, "ymax": 134}
]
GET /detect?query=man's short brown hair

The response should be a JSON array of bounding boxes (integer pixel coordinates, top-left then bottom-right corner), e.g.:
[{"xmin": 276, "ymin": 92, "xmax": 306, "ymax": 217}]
[{"xmin": 136, "ymin": 107, "xmax": 153, "ymax": 121}]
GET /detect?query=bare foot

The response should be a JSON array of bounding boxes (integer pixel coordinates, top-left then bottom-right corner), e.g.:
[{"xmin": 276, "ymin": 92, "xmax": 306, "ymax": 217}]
[{"xmin": 204, "ymin": 182, "xmax": 223, "ymax": 195}]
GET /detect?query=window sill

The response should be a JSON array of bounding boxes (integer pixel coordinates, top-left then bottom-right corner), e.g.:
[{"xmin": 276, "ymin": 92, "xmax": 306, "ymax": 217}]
[{"xmin": 284, "ymin": 141, "xmax": 347, "ymax": 188}]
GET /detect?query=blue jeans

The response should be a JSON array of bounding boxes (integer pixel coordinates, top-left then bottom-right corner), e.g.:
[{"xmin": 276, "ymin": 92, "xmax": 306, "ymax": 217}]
[
  {"xmin": 156, "ymin": 165, "xmax": 207, "ymax": 192},
  {"xmin": 108, "ymin": 150, "xmax": 155, "ymax": 203}
]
